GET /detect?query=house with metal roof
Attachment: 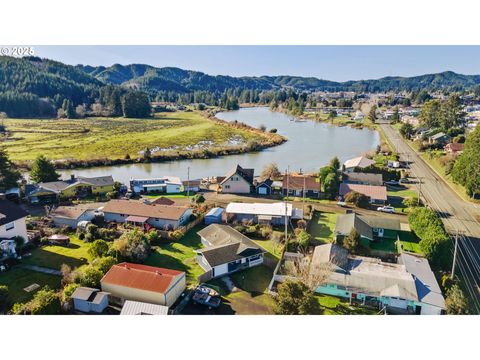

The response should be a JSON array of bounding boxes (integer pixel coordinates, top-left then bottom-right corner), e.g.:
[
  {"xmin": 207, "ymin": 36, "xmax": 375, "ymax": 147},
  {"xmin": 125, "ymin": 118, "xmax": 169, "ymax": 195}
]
[
  {"xmin": 196, "ymin": 224, "xmax": 266, "ymax": 278},
  {"xmin": 130, "ymin": 176, "xmax": 182, "ymax": 194},
  {"xmin": 120, "ymin": 300, "xmax": 169, "ymax": 315},
  {"xmin": 225, "ymin": 202, "xmax": 303, "ymax": 226},
  {"xmin": 311, "ymin": 244, "xmax": 445, "ymax": 315},
  {"xmin": 100, "ymin": 263, "xmax": 186, "ymax": 307}
]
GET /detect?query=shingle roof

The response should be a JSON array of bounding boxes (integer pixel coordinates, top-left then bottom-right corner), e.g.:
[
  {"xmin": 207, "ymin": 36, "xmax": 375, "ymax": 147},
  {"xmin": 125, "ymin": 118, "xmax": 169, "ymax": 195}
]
[
  {"xmin": 311, "ymin": 244, "xmax": 349, "ymax": 271},
  {"xmin": 339, "ymin": 183, "xmax": 387, "ymax": 201},
  {"xmin": 101, "ymin": 263, "xmax": 184, "ymax": 294},
  {"xmin": 343, "ymin": 172, "xmax": 383, "ymax": 186},
  {"xmin": 220, "ymin": 165, "xmax": 254, "ymax": 185},
  {"xmin": 151, "ymin": 197, "xmax": 175, "ymax": 206},
  {"xmin": 0, "ymin": 200, "xmax": 29, "ymax": 226},
  {"xmin": 39, "ymin": 176, "xmax": 114, "ymax": 193},
  {"xmin": 282, "ymin": 175, "xmax": 320, "ymax": 191},
  {"xmin": 71, "ymin": 287, "xmax": 109, "ymax": 304},
  {"xmin": 197, "ymin": 224, "xmax": 265, "ymax": 267},
  {"xmin": 103, "ymin": 199, "xmax": 189, "ymax": 221},
  {"xmin": 334, "ymin": 213, "xmax": 402, "ymax": 240},
  {"xmin": 50, "ymin": 203, "xmax": 103, "ymax": 220}
]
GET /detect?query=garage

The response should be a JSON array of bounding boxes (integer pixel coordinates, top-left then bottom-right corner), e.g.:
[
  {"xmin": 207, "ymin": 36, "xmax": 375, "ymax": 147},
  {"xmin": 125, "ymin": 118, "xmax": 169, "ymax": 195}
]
[{"xmin": 388, "ymin": 297, "xmax": 408, "ymax": 309}]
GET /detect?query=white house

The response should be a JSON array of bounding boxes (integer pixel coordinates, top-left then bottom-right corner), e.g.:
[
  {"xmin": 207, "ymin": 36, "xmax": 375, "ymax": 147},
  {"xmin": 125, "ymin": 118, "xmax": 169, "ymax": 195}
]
[
  {"xmin": 196, "ymin": 224, "xmax": 265, "ymax": 278},
  {"xmin": 225, "ymin": 202, "xmax": 303, "ymax": 225},
  {"xmin": 0, "ymin": 199, "xmax": 29, "ymax": 243},
  {"xmin": 343, "ymin": 156, "xmax": 375, "ymax": 173},
  {"xmin": 50, "ymin": 203, "xmax": 103, "ymax": 229},
  {"xmin": 219, "ymin": 165, "xmax": 254, "ymax": 194},
  {"xmin": 130, "ymin": 176, "xmax": 182, "ymax": 194},
  {"xmin": 71, "ymin": 287, "xmax": 110, "ymax": 313}
]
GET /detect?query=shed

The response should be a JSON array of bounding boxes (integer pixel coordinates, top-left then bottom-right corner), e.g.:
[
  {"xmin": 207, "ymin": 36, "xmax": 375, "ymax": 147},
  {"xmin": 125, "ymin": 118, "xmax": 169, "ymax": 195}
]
[
  {"xmin": 72, "ymin": 287, "xmax": 110, "ymax": 313},
  {"xmin": 204, "ymin": 207, "xmax": 224, "ymax": 225}
]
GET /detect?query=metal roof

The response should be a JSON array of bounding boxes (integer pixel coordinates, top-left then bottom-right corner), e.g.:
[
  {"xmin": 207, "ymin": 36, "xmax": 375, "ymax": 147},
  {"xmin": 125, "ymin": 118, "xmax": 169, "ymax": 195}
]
[{"xmin": 120, "ymin": 300, "xmax": 169, "ymax": 315}]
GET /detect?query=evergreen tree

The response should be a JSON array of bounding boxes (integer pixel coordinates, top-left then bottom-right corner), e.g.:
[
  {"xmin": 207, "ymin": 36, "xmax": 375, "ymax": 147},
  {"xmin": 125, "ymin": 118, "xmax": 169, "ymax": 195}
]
[
  {"xmin": 451, "ymin": 125, "xmax": 480, "ymax": 198},
  {"xmin": 30, "ymin": 155, "xmax": 60, "ymax": 183},
  {"xmin": 0, "ymin": 147, "xmax": 21, "ymax": 191},
  {"xmin": 121, "ymin": 91, "xmax": 151, "ymax": 118},
  {"xmin": 62, "ymin": 99, "xmax": 76, "ymax": 119}
]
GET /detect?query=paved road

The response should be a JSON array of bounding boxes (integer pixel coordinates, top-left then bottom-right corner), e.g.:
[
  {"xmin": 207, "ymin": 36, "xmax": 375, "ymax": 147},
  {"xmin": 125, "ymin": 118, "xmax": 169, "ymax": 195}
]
[{"xmin": 380, "ymin": 123, "xmax": 480, "ymax": 311}]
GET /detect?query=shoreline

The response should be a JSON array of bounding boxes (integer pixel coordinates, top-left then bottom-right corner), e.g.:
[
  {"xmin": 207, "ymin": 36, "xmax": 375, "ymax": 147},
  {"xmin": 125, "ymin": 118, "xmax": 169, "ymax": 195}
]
[{"xmin": 15, "ymin": 110, "xmax": 287, "ymax": 171}]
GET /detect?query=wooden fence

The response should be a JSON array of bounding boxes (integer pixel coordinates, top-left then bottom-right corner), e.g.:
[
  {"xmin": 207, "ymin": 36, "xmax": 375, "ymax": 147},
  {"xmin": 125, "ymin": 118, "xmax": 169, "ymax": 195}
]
[{"xmin": 197, "ymin": 269, "xmax": 213, "ymax": 283}]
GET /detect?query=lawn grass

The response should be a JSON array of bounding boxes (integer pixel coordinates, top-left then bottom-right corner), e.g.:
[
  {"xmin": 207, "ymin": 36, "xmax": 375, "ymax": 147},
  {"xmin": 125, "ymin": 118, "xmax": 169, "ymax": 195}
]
[
  {"xmin": 308, "ymin": 210, "xmax": 338, "ymax": 244},
  {"xmin": 387, "ymin": 185, "xmax": 418, "ymax": 212},
  {"xmin": 2, "ymin": 111, "xmax": 265, "ymax": 162},
  {"xmin": 397, "ymin": 231, "xmax": 423, "ymax": 254},
  {"xmin": 315, "ymin": 295, "xmax": 379, "ymax": 315},
  {"xmin": 251, "ymin": 232, "xmax": 284, "ymax": 260},
  {"xmin": 142, "ymin": 192, "xmax": 195, "ymax": 200},
  {"xmin": 0, "ymin": 267, "xmax": 61, "ymax": 307},
  {"xmin": 22, "ymin": 234, "xmax": 92, "ymax": 270},
  {"xmin": 360, "ymin": 237, "xmax": 397, "ymax": 253},
  {"xmin": 145, "ymin": 225, "xmax": 205, "ymax": 285}
]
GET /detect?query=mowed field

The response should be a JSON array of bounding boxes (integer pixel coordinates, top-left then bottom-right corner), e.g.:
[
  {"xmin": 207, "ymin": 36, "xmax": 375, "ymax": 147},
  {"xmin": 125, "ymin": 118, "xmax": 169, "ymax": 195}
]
[{"xmin": 1, "ymin": 111, "xmax": 264, "ymax": 162}]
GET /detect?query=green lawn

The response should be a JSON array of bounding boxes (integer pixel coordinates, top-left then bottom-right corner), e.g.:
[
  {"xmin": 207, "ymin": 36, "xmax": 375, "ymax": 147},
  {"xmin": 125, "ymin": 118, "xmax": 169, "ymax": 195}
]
[
  {"xmin": 387, "ymin": 185, "xmax": 418, "ymax": 212},
  {"xmin": 142, "ymin": 192, "xmax": 195, "ymax": 200},
  {"xmin": 308, "ymin": 210, "xmax": 338, "ymax": 244},
  {"xmin": 360, "ymin": 237, "xmax": 397, "ymax": 253},
  {"xmin": 0, "ymin": 267, "xmax": 61, "ymax": 307},
  {"xmin": 315, "ymin": 295, "xmax": 379, "ymax": 315},
  {"xmin": 2, "ymin": 111, "xmax": 267, "ymax": 162},
  {"xmin": 22, "ymin": 234, "xmax": 92, "ymax": 270},
  {"xmin": 251, "ymin": 233, "xmax": 284, "ymax": 260},
  {"xmin": 397, "ymin": 231, "xmax": 423, "ymax": 254},
  {"xmin": 145, "ymin": 225, "xmax": 205, "ymax": 285}
]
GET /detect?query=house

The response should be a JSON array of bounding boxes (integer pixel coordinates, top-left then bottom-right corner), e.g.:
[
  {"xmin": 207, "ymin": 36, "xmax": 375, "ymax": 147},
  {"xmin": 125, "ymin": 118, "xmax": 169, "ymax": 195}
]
[
  {"xmin": 353, "ymin": 110, "xmax": 364, "ymax": 121},
  {"xmin": 225, "ymin": 202, "xmax": 303, "ymax": 226},
  {"xmin": 27, "ymin": 175, "xmax": 115, "ymax": 202},
  {"xmin": 100, "ymin": 262, "xmax": 186, "ymax": 307},
  {"xmin": 343, "ymin": 172, "xmax": 383, "ymax": 186},
  {"xmin": 50, "ymin": 203, "xmax": 103, "ymax": 229},
  {"xmin": 0, "ymin": 199, "xmax": 29, "ymax": 243},
  {"xmin": 334, "ymin": 212, "xmax": 410, "ymax": 242},
  {"xmin": 219, "ymin": 165, "xmax": 254, "ymax": 194},
  {"xmin": 204, "ymin": 207, "xmax": 224, "ymax": 225},
  {"xmin": 444, "ymin": 142, "xmax": 464, "ymax": 155},
  {"xmin": 182, "ymin": 179, "xmax": 201, "ymax": 193},
  {"xmin": 120, "ymin": 300, "xmax": 169, "ymax": 315},
  {"xmin": 282, "ymin": 174, "xmax": 320, "ymax": 198},
  {"xmin": 196, "ymin": 224, "xmax": 265, "ymax": 278},
  {"xmin": 343, "ymin": 156, "xmax": 375, "ymax": 173},
  {"xmin": 256, "ymin": 178, "xmax": 283, "ymax": 196},
  {"xmin": 102, "ymin": 199, "xmax": 192, "ymax": 230},
  {"xmin": 429, "ymin": 132, "xmax": 451, "ymax": 145},
  {"xmin": 339, "ymin": 183, "xmax": 387, "ymax": 204},
  {"xmin": 71, "ymin": 287, "xmax": 110, "ymax": 313},
  {"xmin": 311, "ymin": 244, "xmax": 445, "ymax": 315},
  {"xmin": 130, "ymin": 176, "xmax": 182, "ymax": 194}
]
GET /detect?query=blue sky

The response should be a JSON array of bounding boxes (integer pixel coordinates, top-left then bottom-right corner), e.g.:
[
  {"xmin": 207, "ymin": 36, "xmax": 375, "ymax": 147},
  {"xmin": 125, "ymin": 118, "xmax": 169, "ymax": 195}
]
[{"xmin": 34, "ymin": 45, "xmax": 480, "ymax": 82}]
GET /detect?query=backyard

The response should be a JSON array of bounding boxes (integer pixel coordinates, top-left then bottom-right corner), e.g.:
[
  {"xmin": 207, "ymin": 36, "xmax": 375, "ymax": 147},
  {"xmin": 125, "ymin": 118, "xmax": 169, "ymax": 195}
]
[
  {"xmin": 145, "ymin": 225, "xmax": 205, "ymax": 285},
  {"xmin": 2, "ymin": 111, "xmax": 267, "ymax": 163},
  {"xmin": 387, "ymin": 185, "xmax": 418, "ymax": 212},
  {"xmin": 0, "ymin": 267, "xmax": 61, "ymax": 307},
  {"xmin": 315, "ymin": 295, "xmax": 379, "ymax": 315},
  {"xmin": 397, "ymin": 231, "xmax": 422, "ymax": 254},
  {"xmin": 308, "ymin": 210, "xmax": 338, "ymax": 244},
  {"xmin": 22, "ymin": 233, "xmax": 92, "ymax": 270}
]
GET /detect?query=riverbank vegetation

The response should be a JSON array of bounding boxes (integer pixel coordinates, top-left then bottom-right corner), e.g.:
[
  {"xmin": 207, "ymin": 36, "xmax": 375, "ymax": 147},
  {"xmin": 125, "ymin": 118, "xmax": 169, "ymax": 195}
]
[{"xmin": 1, "ymin": 110, "xmax": 285, "ymax": 169}]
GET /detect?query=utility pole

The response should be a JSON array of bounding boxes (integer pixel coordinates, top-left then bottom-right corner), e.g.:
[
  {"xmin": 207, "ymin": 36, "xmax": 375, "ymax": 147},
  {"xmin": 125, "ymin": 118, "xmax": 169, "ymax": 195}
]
[
  {"xmin": 451, "ymin": 230, "xmax": 461, "ymax": 279},
  {"xmin": 284, "ymin": 165, "xmax": 290, "ymax": 249},
  {"xmin": 302, "ymin": 171, "xmax": 306, "ymax": 216},
  {"xmin": 187, "ymin": 166, "xmax": 190, "ymax": 198}
]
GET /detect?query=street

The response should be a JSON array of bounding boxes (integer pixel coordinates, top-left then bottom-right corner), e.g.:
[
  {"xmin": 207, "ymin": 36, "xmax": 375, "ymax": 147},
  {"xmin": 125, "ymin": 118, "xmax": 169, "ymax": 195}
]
[{"xmin": 380, "ymin": 123, "xmax": 480, "ymax": 311}]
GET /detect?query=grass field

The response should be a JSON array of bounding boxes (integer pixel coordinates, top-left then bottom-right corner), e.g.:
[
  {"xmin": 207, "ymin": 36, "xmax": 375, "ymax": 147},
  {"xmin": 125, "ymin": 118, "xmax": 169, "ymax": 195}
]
[
  {"xmin": 315, "ymin": 295, "xmax": 378, "ymax": 315},
  {"xmin": 145, "ymin": 225, "xmax": 205, "ymax": 285},
  {"xmin": 397, "ymin": 231, "xmax": 423, "ymax": 254},
  {"xmin": 308, "ymin": 210, "xmax": 338, "ymax": 244},
  {"xmin": 0, "ymin": 267, "xmax": 61, "ymax": 307},
  {"xmin": 22, "ymin": 234, "xmax": 92, "ymax": 270},
  {"xmin": 360, "ymin": 237, "xmax": 397, "ymax": 253},
  {"xmin": 2, "ymin": 111, "xmax": 265, "ymax": 162}
]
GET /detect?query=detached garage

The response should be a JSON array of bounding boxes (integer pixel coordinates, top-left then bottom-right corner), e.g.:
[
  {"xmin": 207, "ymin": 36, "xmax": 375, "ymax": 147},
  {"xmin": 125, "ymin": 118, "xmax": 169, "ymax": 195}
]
[{"xmin": 204, "ymin": 207, "xmax": 224, "ymax": 225}]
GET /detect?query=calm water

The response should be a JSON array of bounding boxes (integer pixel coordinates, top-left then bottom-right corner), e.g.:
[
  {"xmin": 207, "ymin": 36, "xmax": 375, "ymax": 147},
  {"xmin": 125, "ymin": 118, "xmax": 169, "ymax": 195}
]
[{"xmin": 59, "ymin": 107, "xmax": 380, "ymax": 183}]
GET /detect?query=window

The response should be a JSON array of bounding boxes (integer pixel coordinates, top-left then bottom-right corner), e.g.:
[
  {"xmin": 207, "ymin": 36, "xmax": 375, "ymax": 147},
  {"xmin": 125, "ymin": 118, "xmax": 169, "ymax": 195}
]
[
  {"xmin": 224, "ymin": 185, "xmax": 230, "ymax": 189},
  {"xmin": 5, "ymin": 222, "xmax": 15, "ymax": 231}
]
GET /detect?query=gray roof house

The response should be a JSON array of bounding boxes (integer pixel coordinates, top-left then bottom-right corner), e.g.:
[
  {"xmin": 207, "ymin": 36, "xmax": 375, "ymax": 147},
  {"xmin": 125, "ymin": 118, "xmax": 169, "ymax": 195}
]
[
  {"xmin": 196, "ymin": 224, "xmax": 265, "ymax": 278},
  {"xmin": 311, "ymin": 244, "xmax": 444, "ymax": 315},
  {"xmin": 334, "ymin": 212, "xmax": 409, "ymax": 241},
  {"xmin": 71, "ymin": 287, "xmax": 110, "ymax": 313}
]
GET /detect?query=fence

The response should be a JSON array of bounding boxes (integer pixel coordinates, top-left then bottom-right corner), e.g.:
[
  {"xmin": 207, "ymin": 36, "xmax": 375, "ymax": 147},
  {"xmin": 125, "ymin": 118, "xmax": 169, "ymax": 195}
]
[{"xmin": 197, "ymin": 269, "xmax": 213, "ymax": 283}]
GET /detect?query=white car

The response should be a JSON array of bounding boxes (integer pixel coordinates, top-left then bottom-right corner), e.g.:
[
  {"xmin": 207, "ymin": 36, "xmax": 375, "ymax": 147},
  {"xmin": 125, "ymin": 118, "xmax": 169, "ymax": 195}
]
[{"xmin": 377, "ymin": 206, "xmax": 395, "ymax": 213}]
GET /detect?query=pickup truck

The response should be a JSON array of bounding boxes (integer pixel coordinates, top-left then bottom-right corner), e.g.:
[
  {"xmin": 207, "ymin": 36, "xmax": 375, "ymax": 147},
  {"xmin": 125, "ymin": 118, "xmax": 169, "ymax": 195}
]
[{"xmin": 192, "ymin": 285, "xmax": 221, "ymax": 309}]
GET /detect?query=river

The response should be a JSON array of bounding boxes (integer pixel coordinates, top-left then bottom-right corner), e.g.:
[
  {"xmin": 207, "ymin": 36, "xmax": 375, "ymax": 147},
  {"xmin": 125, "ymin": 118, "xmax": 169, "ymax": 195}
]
[{"xmin": 59, "ymin": 107, "xmax": 380, "ymax": 183}]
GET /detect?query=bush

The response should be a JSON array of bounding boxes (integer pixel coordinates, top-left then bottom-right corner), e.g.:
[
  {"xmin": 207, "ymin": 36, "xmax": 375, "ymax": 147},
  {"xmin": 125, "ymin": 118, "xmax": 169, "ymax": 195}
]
[
  {"xmin": 296, "ymin": 219, "xmax": 307, "ymax": 230},
  {"xmin": 344, "ymin": 191, "xmax": 370, "ymax": 208},
  {"xmin": 92, "ymin": 256, "xmax": 117, "ymax": 274},
  {"xmin": 194, "ymin": 194, "xmax": 205, "ymax": 204},
  {"xmin": 260, "ymin": 226, "xmax": 272, "ymax": 239},
  {"xmin": 62, "ymin": 283, "xmax": 80, "ymax": 303},
  {"xmin": 88, "ymin": 240, "xmax": 110, "ymax": 258},
  {"xmin": 13, "ymin": 287, "xmax": 61, "ymax": 315},
  {"xmin": 246, "ymin": 225, "xmax": 257, "ymax": 234},
  {"xmin": 402, "ymin": 196, "xmax": 422, "ymax": 208},
  {"xmin": 0, "ymin": 285, "xmax": 8, "ymax": 310},
  {"xmin": 296, "ymin": 230, "xmax": 311, "ymax": 250},
  {"xmin": 168, "ymin": 229, "xmax": 184, "ymax": 241},
  {"xmin": 234, "ymin": 225, "xmax": 246, "ymax": 234},
  {"xmin": 75, "ymin": 266, "xmax": 104, "ymax": 288},
  {"xmin": 343, "ymin": 229, "xmax": 360, "ymax": 254},
  {"xmin": 274, "ymin": 280, "xmax": 319, "ymax": 315},
  {"xmin": 445, "ymin": 284, "xmax": 469, "ymax": 315},
  {"xmin": 112, "ymin": 230, "xmax": 151, "ymax": 263}
]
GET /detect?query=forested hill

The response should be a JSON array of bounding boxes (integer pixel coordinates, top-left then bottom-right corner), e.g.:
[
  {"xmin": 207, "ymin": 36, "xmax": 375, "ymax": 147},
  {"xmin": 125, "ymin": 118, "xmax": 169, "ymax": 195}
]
[{"xmin": 2, "ymin": 55, "xmax": 480, "ymax": 118}]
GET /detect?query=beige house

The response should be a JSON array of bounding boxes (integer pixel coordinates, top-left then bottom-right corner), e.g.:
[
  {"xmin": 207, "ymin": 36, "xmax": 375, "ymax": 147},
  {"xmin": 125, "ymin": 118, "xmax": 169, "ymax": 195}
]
[
  {"xmin": 100, "ymin": 263, "xmax": 186, "ymax": 307},
  {"xmin": 219, "ymin": 165, "xmax": 254, "ymax": 194}
]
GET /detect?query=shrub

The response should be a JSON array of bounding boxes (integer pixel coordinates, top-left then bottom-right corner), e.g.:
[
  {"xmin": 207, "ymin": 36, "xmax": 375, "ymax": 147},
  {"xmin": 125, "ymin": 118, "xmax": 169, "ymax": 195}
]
[
  {"xmin": 168, "ymin": 229, "xmax": 184, "ymax": 241},
  {"xmin": 246, "ymin": 225, "xmax": 257, "ymax": 234},
  {"xmin": 260, "ymin": 226, "xmax": 273, "ymax": 239},
  {"xmin": 62, "ymin": 283, "xmax": 80, "ymax": 303},
  {"xmin": 88, "ymin": 239, "xmax": 110, "ymax": 258},
  {"xmin": 13, "ymin": 287, "xmax": 61, "ymax": 315},
  {"xmin": 445, "ymin": 284, "xmax": 469, "ymax": 315},
  {"xmin": 92, "ymin": 256, "xmax": 117, "ymax": 274},
  {"xmin": 402, "ymin": 196, "xmax": 422, "ymax": 208},
  {"xmin": 296, "ymin": 219, "xmax": 307, "ymax": 230},
  {"xmin": 344, "ymin": 191, "xmax": 370, "ymax": 208},
  {"xmin": 234, "ymin": 225, "xmax": 246, "ymax": 234},
  {"xmin": 343, "ymin": 229, "xmax": 360, "ymax": 254},
  {"xmin": 0, "ymin": 285, "xmax": 8, "ymax": 309},
  {"xmin": 296, "ymin": 230, "xmax": 311, "ymax": 250},
  {"xmin": 112, "ymin": 230, "xmax": 151, "ymax": 263}
]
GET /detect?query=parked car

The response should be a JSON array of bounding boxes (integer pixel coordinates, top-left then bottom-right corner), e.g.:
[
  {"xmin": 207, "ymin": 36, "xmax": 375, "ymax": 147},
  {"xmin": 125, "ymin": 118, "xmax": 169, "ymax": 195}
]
[
  {"xmin": 377, "ymin": 206, "xmax": 395, "ymax": 213},
  {"xmin": 399, "ymin": 178, "xmax": 412, "ymax": 184},
  {"xmin": 192, "ymin": 284, "xmax": 221, "ymax": 309},
  {"xmin": 384, "ymin": 180, "xmax": 399, "ymax": 186}
]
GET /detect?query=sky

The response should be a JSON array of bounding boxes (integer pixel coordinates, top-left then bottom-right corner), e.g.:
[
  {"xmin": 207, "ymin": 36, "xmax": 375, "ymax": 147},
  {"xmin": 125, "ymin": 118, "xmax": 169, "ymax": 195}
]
[{"xmin": 33, "ymin": 45, "xmax": 480, "ymax": 82}]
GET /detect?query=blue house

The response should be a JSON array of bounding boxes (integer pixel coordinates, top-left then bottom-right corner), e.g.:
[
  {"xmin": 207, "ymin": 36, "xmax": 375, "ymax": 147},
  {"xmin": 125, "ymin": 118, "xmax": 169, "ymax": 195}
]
[{"xmin": 204, "ymin": 207, "xmax": 224, "ymax": 225}]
